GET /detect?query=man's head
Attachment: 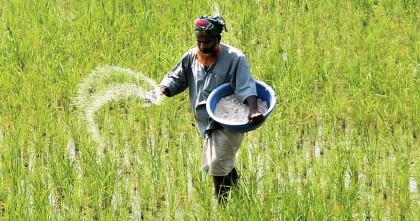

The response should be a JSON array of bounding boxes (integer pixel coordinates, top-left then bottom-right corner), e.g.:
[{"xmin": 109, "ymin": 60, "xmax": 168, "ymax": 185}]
[
  {"xmin": 194, "ymin": 16, "xmax": 227, "ymax": 55},
  {"xmin": 194, "ymin": 15, "xmax": 227, "ymax": 37}
]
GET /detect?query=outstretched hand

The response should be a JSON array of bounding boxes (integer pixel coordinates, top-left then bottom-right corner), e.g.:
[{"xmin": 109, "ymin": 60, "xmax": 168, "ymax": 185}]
[
  {"xmin": 158, "ymin": 85, "xmax": 170, "ymax": 97},
  {"xmin": 143, "ymin": 85, "xmax": 170, "ymax": 103}
]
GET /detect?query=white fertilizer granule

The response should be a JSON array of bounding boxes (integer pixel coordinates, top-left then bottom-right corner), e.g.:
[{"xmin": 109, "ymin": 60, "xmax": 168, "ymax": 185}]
[{"xmin": 214, "ymin": 94, "xmax": 268, "ymax": 124}]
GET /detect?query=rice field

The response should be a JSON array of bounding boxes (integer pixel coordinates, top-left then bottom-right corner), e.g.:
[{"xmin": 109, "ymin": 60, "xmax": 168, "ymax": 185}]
[{"xmin": 0, "ymin": 0, "xmax": 419, "ymax": 220}]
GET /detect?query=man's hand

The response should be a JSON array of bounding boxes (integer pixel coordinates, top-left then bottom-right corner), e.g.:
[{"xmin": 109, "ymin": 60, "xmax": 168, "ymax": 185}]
[
  {"xmin": 246, "ymin": 95, "xmax": 264, "ymax": 125},
  {"xmin": 248, "ymin": 109, "xmax": 264, "ymax": 125},
  {"xmin": 158, "ymin": 85, "xmax": 170, "ymax": 97}
]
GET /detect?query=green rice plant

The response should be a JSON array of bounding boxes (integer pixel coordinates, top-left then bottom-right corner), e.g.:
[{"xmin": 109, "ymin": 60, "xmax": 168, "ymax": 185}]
[{"xmin": 0, "ymin": 0, "xmax": 418, "ymax": 220}]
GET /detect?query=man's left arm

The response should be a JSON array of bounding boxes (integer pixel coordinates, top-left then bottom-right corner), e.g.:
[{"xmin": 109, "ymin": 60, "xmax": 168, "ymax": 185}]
[
  {"xmin": 233, "ymin": 56, "xmax": 264, "ymax": 125},
  {"xmin": 245, "ymin": 95, "xmax": 264, "ymax": 125}
]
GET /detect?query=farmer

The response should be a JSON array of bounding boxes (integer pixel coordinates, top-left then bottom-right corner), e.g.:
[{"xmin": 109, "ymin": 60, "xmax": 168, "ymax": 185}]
[{"xmin": 158, "ymin": 15, "xmax": 264, "ymax": 205}]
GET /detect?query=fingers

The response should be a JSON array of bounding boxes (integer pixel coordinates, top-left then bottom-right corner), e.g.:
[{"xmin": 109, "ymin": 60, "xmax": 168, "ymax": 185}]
[
  {"xmin": 158, "ymin": 85, "xmax": 170, "ymax": 96},
  {"xmin": 248, "ymin": 112, "xmax": 264, "ymax": 125}
]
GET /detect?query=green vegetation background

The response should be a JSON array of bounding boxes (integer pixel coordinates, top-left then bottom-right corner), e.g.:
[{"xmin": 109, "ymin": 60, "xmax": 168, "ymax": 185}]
[{"xmin": 0, "ymin": 0, "xmax": 418, "ymax": 220}]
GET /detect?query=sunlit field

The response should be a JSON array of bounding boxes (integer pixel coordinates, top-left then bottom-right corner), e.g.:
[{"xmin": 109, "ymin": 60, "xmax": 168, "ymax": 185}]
[{"xmin": 0, "ymin": 0, "xmax": 419, "ymax": 220}]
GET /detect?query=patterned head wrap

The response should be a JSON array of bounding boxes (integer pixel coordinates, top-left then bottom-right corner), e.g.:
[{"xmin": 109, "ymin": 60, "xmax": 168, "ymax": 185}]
[{"xmin": 194, "ymin": 15, "xmax": 227, "ymax": 36}]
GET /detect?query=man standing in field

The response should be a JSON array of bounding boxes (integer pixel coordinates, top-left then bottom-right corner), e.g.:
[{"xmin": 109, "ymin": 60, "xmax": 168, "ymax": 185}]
[{"xmin": 159, "ymin": 15, "xmax": 263, "ymax": 205}]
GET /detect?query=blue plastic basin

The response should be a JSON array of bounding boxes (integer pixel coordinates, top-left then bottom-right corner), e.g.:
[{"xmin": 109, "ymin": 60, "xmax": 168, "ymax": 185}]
[{"xmin": 206, "ymin": 80, "xmax": 276, "ymax": 133}]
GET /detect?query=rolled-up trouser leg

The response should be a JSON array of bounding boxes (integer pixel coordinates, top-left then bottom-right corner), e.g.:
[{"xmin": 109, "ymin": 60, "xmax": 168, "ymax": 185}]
[{"xmin": 201, "ymin": 129, "xmax": 244, "ymax": 176}]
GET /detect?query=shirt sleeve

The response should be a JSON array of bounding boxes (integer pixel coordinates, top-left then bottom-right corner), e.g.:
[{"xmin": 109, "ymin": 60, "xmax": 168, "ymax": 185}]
[
  {"xmin": 232, "ymin": 56, "xmax": 257, "ymax": 103},
  {"xmin": 159, "ymin": 52, "xmax": 191, "ymax": 97}
]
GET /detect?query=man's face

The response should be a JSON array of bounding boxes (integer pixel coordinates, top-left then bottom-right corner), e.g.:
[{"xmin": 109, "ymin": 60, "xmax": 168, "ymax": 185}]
[{"xmin": 195, "ymin": 31, "xmax": 219, "ymax": 55}]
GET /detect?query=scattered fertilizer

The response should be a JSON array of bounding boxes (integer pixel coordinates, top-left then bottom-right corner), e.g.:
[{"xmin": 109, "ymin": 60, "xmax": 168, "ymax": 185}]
[
  {"xmin": 74, "ymin": 65, "xmax": 162, "ymax": 154},
  {"xmin": 214, "ymin": 94, "xmax": 268, "ymax": 124}
]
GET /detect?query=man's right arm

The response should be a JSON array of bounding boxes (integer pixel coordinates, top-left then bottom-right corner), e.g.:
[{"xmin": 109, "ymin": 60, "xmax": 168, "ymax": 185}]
[{"xmin": 159, "ymin": 51, "xmax": 192, "ymax": 97}]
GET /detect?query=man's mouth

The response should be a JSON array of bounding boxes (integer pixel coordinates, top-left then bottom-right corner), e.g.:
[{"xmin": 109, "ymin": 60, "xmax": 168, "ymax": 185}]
[{"xmin": 200, "ymin": 49, "xmax": 212, "ymax": 54}]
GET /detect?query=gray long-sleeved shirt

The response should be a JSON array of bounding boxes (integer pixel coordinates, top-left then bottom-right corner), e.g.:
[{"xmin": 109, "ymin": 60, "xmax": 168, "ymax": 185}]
[{"xmin": 160, "ymin": 43, "xmax": 257, "ymax": 136}]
